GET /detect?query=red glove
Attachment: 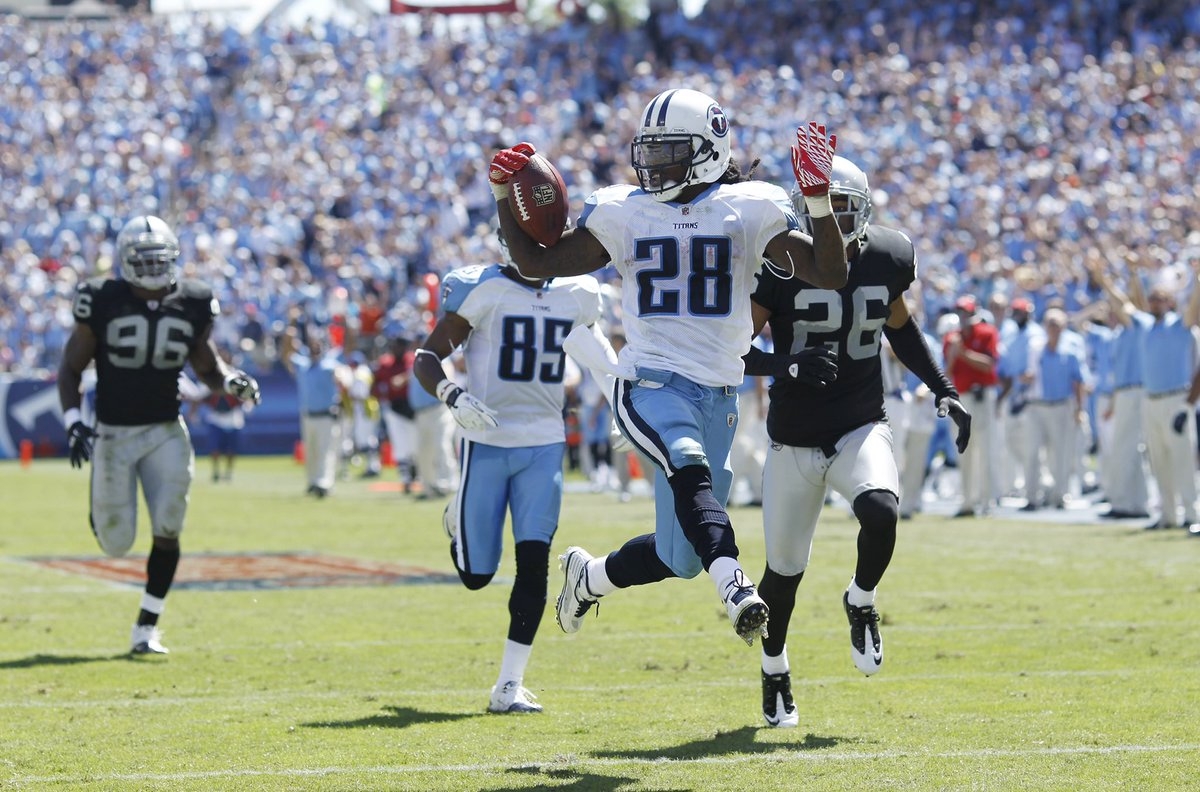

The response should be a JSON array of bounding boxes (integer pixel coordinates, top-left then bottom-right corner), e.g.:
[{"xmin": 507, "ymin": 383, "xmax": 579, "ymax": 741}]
[
  {"xmin": 791, "ymin": 123, "xmax": 837, "ymax": 215},
  {"xmin": 489, "ymin": 142, "xmax": 536, "ymax": 199}
]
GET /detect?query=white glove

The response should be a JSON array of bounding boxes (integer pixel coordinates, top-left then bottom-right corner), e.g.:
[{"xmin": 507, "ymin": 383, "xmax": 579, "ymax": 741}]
[{"xmin": 436, "ymin": 380, "xmax": 499, "ymax": 431}]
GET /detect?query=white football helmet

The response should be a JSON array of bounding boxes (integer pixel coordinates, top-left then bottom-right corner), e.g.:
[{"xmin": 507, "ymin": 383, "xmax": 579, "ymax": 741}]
[
  {"xmin": 793, "ymin": 155, "xmax": 872, "ymax": 247},
  {"xmin": 631, "ymin": 88, "xmax": 732, "ymax": 202},
  {"xmin": 116, "ymin": 215, "xmax": 179, "ymax": 291}
]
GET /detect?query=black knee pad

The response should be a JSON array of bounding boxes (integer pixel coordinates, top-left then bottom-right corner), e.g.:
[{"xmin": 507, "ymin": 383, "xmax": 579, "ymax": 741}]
[
  {"xmin": 607, "ymin": 534, "xmax": 674, "ymax": 588},
  {"xmin": 508, "ymin": 541, "xmax": 550, "ymax": 644},
  {"xmin": 669, "ymin": 464, "xmax": 737, "ymax": 567},
  {"xmin": 457, "ymin": 569, "xmax": 494, "ymax": 591},
  {"xmin": 853, "ymin": 489, "xmax": 899, "ymax": 538},
  {"xmin": 512, "ymin": 541, "xmax": 550, "ymax": 601}
]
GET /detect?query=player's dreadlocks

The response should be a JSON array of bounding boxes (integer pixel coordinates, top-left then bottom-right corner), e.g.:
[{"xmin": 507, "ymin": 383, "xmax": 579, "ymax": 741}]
[{"xmin": 719, "ymin": 157, "xmax": 762, "ymax": 184}]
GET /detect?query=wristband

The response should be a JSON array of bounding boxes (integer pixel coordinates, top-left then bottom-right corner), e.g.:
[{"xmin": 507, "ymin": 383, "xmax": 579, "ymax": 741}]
[
  {"xmin": 435, "ymin": 379, "xmax": 462, "ymax": 405},
  {"xmin": 490, "ymin": 182, "xmax": 509, "ymax": 201},
  {"xmin": 804, "ymin": 193, "xmax": 833, "ymax": 219},
  {"xmin": 63, "ymin": 407, "xmax": 82, "ymax": 429}
]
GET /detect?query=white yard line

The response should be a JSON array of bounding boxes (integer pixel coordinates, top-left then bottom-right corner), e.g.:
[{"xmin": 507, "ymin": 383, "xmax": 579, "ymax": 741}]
[{"xmin": 8, "ymin": 742, "xmax": 1200, "ymax": 786}]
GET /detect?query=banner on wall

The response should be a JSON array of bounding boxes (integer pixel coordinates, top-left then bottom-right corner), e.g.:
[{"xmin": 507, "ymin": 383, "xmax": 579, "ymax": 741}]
[
  {"xmin": 0, "ymin": 368, "xmax": 303, "ymax": 460},
  {"xmin": 390, "ymin": 0, "xmax": 518, "ymax": 13}
]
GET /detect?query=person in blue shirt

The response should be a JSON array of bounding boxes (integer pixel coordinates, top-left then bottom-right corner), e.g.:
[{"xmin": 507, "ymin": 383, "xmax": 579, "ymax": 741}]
[
  {"xmin": 996, "ymin": 297, "xmax": 1044, "ymax": 503},
  {"xmin": 1087, "ymin": 262, "xmax": 1152, "ymax": 519},
  {"xmin": 286, "ymin": 330, "xmax": 346, "ymax": 498},
  {"xmin": 1130, "ymin": 283, "xmax": 1200, "ymax": 532},
  {"xmin": 1094, "ymin": 265, "xmax": 1200, "ymax": 531},
  {"xmin": 1019, "ymin": 308, "xmax": 1089, "ymax": 510},
  {"xmin": 407, "ymin": 342, "xmax": 459, "ymax": 500}
]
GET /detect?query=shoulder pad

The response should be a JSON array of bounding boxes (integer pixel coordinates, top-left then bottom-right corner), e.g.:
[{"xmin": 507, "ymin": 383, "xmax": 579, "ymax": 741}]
[
  {"xmin": 80, "ymin": 276, "xmax": 112, "ymax": 293},
  {"xmin": 722, "ymin": 180, "xmax": 791, "ymax": 204},
  {"xmin": 554, "ymin": 274, "xmax": 601, "ymax": 296},
  {"xmin": 175, "ymin": 278, "xmax": 215, "ymax": 301},
  {"xmin": 443, "ymin": 264, "xmax": 489, "ymax": 288}
]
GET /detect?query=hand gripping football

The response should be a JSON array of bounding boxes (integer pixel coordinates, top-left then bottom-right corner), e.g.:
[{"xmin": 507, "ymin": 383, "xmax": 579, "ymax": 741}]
[{"xmin": 507, "ymin": 153, "xmax": 569, "ymax": 247}]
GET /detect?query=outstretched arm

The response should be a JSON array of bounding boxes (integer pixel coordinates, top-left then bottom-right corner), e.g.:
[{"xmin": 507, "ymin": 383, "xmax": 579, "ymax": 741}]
[
  {"xmin": 765, "ymin": 123, "xmax": 848, "ymax": 289},
  {"xmin": 1184, "ymin": 266, "xmax": 1200, "ymax": 329}
]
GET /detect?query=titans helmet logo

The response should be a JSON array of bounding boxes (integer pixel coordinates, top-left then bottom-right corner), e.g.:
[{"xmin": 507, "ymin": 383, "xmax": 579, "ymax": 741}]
[{"xmin": 708, "ymin": 104, "xmax": 729, "ymax": 138}]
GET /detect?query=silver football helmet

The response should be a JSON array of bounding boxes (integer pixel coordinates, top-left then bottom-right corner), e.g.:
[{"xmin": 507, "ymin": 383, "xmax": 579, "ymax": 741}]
[
  {"xmin": 793, "ymin": 155, "xmax": 872, "ymax": 247},
  {"xmin": 631, "ymin": 88, "xmax": 732, "ymax": 202},
  {"xmin": 116, "ymin": 215, "xmax": 179, "ymax": 291}
]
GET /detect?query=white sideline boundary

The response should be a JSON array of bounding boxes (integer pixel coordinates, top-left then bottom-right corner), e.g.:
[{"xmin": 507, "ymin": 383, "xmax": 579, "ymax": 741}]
[
  {"xmin": 0, "ymin": 666, "xmax": 1178, "ymax": 710},
  {"xmin": 9, "ymin": 742, "xmax": 1200, "ymax": 785}
]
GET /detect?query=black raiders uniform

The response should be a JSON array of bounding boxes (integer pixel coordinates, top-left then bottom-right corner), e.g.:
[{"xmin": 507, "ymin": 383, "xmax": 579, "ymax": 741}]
[
  {"xmin": 752, "ymin": 225, "xmax": 916, "ymax": 450},
  {"xmin": 72, "ymin": 278, "xmax": 218, "ymax": 426}
]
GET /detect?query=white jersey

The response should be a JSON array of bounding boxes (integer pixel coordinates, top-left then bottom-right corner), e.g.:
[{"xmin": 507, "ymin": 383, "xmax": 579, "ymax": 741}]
[
  {"xmin": 442, "ymin": 264, "xmax": 602, "ymax": 448},
  {"xmin": 579, "ymin": 180, "xmax": 797, "ymax": 386}
]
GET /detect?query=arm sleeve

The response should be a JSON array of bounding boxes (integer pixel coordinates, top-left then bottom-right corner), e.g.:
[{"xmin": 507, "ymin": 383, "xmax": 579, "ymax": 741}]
[
  {"xmin": 884, "ymin": 317, "xmax": 958, "ymax": 401},
  {"xmin": 742, "ymin": 344, "xmax": 783, "ymax": 378}
]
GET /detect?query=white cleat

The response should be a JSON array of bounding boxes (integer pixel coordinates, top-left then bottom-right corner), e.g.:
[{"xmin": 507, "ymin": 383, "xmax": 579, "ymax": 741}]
[
  {"xmin": 488, "ymin": 681, "xmax": 543, "ymax": 714},
  {"xmin": 762, "ymin": 671, "xmax": 799, "ymax": 728},
  {"xmin": 843, "ymin": 591, "xmax": 883, "ymax": 675},
  {"xmin": 130, "ymin": 624, "xmax": 169, "ymax": 655},
  {"xmin": 723, "ymin": 570, "xmax": 769, "ymax": 646},
  {"xmin": 555, "ymin": 546, "xmax": 599, "ymax": 633}
]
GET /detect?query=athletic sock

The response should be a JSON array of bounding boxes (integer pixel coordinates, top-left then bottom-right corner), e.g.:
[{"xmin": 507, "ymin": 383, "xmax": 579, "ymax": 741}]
[
  {"xmin": 762, "ymin": 645, "xmax": 790, "ymax": 675},
  {"xmin": 585, "ymin": 555, "xmax": 615, "ymax": 597},
  {"xmin": 846, "ymin": 579, "xmax": 875, "ymax": 607},
  {"xmin": 497, "ymin": 639, "xmax": 532, "ymax": 685}
]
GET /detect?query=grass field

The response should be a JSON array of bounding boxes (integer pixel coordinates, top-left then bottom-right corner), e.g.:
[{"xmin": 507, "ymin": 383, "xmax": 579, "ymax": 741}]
[{"xmin": 2, "ymin": 455, "xmax": 1198, "ymax": 791}]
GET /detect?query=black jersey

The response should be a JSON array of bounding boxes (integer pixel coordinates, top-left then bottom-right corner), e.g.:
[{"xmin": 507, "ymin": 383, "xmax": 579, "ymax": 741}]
[
  {"xmin": 72, "ymin": 278, "xmax": 217, "ymax": 426},
  {"xmin": 753, "ymin": 226, "xmax": 917, "ymax": 448}
]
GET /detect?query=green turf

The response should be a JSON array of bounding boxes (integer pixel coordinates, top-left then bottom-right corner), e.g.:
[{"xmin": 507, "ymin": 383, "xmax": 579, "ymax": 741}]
[{"xmin": 1, "ymin": 456, "xmax": 1197, "ymax": 791}]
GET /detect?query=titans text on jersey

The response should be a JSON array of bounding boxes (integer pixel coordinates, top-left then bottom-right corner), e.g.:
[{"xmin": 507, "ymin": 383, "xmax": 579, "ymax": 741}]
[
  {"xmin": 754, "ymin": 225, "xmax": 917, "ymax": 448},
  {"xmin": 72, "ymin": 278, "xmax": 218, "ymax": 426}
]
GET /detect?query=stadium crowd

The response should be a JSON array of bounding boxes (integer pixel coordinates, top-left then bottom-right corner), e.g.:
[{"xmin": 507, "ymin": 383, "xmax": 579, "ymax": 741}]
[
  {"xmin": 2, "ymin": 0, "xmax": 1198, "ymax": 377},
  {"xmin": 3, "ymin": 1, "xmax": 1200, "ymax": 513}
]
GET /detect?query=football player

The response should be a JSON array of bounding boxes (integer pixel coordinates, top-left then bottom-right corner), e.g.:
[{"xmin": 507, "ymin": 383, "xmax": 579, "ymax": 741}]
[
  {"xmin": 412, "ymin": 231, "xmax": 604, "ymax": 714},
  {"xmin": 57, "ymin": 215, "xmax": 260, "ymax": 655},
  {"xmin": 488, "ymin": 89, "xmax": 848, "ymax": 652},
  {"xmin": 742, "ymin": 156, "xmax": 971, "ymax": 727}
]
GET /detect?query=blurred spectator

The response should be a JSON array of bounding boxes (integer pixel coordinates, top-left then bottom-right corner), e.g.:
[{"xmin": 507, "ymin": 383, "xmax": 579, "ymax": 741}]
[
  {"xmin": 944, "ymin": 296, "xmax": 1000, "ymax": 517},
  {"xmin": 373, "ymin": 332, "xmax": 418, "ymax": 491},
  {"xmin": 285, "ymin": 330, "xmax": 345, "ymax": 498},
  {"xmin": 1019, "ymin": 308, "xmax": 1089, "ymax": 510},
  {"xmin": 339, "ymin": 350, "xmax": 382, "ymax": 478},
  {"xmin": 182, "ymin": 349, "xmax": 256, "ymax": 483}
]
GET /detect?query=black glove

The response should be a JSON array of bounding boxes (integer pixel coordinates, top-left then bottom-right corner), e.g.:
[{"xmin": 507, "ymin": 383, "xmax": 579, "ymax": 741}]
[
  {"xmin": 779, "ymin": 346, "xmax": 838, "ymax": 388},
  {"xmin": 937, "ymin": 396, "xmax": 972, "ymax": 453},
  {"xmin": 67, "ymin": 421, "xmax": 98, "ymax": 469},
  {"xmin": 224, "ymin": 371, "xmax": 261, "ymax": 405},
  {"xmin": 1173, "ymin": 410, "xmax": 1188, "ymax": 434}
]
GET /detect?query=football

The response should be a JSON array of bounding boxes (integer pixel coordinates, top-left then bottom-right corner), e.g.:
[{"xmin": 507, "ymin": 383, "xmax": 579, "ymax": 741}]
[{"xmin": 507, "ymin": 153, "xmax": 569, "ymax": 247}]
